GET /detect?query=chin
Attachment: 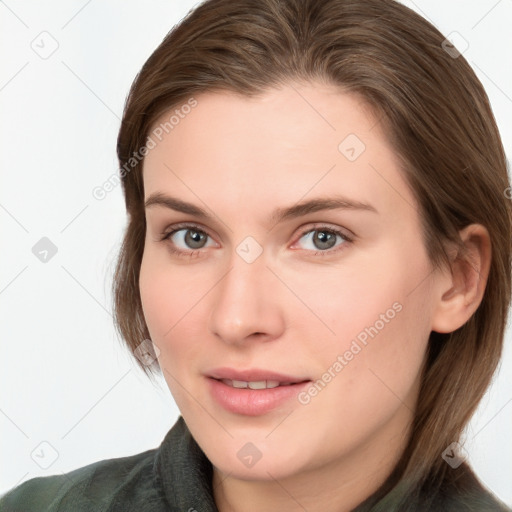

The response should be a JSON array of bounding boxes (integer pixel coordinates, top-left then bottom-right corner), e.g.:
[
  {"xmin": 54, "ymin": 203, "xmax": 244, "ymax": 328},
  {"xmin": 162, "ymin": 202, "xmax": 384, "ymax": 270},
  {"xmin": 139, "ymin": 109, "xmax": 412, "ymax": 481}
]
[{"xmin": 206, "ymin": 436, "xmax": 312, "ymax": 482}]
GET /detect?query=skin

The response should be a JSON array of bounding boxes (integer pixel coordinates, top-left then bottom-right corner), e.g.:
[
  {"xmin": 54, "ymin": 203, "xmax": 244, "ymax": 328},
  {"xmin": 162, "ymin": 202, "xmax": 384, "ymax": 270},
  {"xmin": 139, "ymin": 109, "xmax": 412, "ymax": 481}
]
[{"xmin": 139, "ymin": 81, "xmax": 491, "ymax": 512}]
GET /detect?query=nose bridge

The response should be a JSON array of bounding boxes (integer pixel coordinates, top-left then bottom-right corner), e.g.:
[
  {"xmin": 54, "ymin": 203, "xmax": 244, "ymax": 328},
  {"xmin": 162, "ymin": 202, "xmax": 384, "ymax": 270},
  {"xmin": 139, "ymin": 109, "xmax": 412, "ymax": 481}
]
[{"xmin": 208, "ymin": 243, "xmax": 284, "ymax": 344}]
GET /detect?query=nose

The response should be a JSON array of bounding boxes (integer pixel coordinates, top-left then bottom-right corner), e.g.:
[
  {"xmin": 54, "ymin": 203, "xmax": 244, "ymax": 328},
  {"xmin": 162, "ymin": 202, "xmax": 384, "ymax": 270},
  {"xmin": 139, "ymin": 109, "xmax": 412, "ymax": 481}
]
[{"xmin": 208, "ymin": 248, "xmax": 286, "ymax": 346}]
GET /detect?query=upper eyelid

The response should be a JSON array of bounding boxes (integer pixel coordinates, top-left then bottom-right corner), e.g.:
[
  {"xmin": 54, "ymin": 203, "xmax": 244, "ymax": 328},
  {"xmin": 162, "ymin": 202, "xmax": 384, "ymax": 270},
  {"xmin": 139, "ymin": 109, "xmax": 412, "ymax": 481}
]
[{"xmin": 297, "ymin": 223, "xmax": 354, "ymax": 239}]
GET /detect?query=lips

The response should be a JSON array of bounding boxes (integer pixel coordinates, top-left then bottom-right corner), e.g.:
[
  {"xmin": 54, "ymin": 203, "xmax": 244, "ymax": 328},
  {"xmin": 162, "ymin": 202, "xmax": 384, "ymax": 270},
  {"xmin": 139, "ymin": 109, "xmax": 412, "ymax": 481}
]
[{"xmin": 206, "ymin": 368, "xmax": 312, "ymax": 415}]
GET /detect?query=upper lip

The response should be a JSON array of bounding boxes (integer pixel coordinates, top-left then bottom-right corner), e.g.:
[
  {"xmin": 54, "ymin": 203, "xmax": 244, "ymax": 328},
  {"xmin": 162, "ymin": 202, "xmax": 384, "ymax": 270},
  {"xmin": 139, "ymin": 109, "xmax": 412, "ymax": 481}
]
[{"xmin": 207, "ymin": 367, "xmax": 310, "ymax": 384}]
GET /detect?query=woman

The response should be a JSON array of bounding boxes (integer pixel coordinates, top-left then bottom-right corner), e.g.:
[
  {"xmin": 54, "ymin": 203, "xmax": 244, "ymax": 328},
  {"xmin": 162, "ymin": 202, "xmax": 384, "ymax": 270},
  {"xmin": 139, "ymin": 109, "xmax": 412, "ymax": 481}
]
[{"xmin": 1, "ymin": 0, "xmax": 510, "ymax": 510}]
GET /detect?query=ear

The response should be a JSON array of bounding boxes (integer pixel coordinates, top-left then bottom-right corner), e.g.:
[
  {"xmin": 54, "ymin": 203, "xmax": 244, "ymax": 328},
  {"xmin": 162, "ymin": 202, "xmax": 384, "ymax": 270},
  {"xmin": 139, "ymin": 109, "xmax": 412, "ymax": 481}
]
[{"xmin": 430, "ymin": 224, "xmax": 491, "ymax": 334}]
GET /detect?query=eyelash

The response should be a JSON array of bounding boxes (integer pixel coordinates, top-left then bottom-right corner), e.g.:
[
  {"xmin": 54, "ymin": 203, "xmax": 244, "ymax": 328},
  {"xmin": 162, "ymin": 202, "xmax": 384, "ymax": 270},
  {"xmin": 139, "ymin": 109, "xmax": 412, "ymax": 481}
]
[{"xmin": 158, "ymin": 222, "xmax": 353, "ymax": 259}]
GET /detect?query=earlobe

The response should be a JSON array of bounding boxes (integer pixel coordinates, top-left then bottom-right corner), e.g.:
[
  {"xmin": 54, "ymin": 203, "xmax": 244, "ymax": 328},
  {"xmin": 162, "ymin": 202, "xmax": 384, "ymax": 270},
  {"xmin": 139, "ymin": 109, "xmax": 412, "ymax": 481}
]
[{"xmin": 430, "ymin": 224, "xmax": 491, "ymax": 334}]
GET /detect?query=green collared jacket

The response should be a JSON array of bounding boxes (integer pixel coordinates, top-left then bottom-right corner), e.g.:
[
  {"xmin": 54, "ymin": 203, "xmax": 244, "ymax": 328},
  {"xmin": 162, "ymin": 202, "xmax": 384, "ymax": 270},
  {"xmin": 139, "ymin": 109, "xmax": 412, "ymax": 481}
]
[{"xmin": 1, "ymin": 416, "xmax": 510, "ymax": 511}]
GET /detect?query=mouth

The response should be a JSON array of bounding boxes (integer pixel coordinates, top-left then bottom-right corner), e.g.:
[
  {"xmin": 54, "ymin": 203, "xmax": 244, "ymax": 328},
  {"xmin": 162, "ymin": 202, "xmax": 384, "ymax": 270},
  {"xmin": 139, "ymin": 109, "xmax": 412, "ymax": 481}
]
[
  {"xmin": 205, "ymin": 367, "xmax": 312, "ymax": 415},
  {"xmin": 206, "ymin": 371, "xmax": 312, "ymax": 416}
]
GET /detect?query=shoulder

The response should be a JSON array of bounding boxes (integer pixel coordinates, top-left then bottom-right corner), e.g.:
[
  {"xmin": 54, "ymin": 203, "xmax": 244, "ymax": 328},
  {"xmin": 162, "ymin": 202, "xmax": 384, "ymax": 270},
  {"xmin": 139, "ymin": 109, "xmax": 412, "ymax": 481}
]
[
  {"xmin": 0, "ymin": 447, "xmax": 160, "ymax": 512},
  {"xmin": 361, "ymin": 462, "xmax": 512, "ymax": 512},
  {"xmin": 423, "ymin": 462, "xmax": 512, "ymax": 512}
]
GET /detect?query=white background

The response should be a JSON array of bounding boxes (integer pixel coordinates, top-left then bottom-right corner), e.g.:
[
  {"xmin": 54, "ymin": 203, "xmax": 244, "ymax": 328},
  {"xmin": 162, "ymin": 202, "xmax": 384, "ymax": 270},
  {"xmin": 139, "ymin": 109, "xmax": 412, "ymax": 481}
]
[{"xmin": 1, "ymin": 0, "xmax": 511, "ymax": 506}]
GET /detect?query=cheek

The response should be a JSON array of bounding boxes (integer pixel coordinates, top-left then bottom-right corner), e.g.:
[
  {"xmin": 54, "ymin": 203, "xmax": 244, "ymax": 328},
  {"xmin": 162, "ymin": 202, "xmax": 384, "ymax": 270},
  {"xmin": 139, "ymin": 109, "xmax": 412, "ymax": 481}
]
[
  {"xmin": 139, "ymin": 248, "xmax": 210, "ymax": 374},
  {"xmin": 139, "ymin": 250, "xmax": 172, "ymax": 339},
  {"xmin": 139, "ymin": 250, "xmax": 182, "ymax": 369},
  {"xmin": 293, "ymin": 291, "xmax": 430, "ymax": 462},
  {"xmin": 296, "ymin": 233, "xmax": 431, "ymax": 374},
  {"xmin": 140, "ymin": 244, "xmax": 199, "ymax": 336},
  {"xmin": 290, "ymin": 248, "xmax": 427, "ymax": 357},
  {"xmin": 298, "ymin": 245, "xmax": 433, "ymax": 428}
]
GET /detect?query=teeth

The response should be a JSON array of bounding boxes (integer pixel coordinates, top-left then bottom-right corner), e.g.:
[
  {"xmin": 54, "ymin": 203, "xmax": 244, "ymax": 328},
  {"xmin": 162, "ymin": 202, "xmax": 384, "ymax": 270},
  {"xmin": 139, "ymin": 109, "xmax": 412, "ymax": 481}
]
[
  {"xmin": 221, "ymin": 379, "xmax": 283, "ymax": 389},
  {"xmin": 248, "ymin": 381, "xmax": 266, "ymax": 389}
]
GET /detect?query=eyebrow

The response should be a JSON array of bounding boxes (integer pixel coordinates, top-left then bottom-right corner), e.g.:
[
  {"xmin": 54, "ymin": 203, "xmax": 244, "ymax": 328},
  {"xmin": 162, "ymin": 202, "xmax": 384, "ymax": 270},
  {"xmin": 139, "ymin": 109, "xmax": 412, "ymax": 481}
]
[{"xmin": 144, "ymin": 192, "xmax": 378, "ymax": 225}]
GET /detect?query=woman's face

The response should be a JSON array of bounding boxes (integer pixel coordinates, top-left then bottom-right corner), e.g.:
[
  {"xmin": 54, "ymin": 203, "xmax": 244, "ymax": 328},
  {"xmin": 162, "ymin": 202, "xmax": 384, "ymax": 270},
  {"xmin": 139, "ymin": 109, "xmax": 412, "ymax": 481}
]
[{"xmin": 139, "ymin": 82, "xmax": 438, "ymax": 482}]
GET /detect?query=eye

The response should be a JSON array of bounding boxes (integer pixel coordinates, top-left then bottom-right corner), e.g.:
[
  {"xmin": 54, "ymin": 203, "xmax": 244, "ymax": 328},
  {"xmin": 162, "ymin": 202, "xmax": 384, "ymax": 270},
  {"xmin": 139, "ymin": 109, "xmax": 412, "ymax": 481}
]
[
  {"xmin": 159, "ymin": 222, "xmax": 353, "ymax": 259},
  {"xmin": 159, "ymin": 223, "xmax": 216, "ymax": 257},
  {"xmin": 293, "ymin": 224, "xmax": 352, "ymax": 256}
]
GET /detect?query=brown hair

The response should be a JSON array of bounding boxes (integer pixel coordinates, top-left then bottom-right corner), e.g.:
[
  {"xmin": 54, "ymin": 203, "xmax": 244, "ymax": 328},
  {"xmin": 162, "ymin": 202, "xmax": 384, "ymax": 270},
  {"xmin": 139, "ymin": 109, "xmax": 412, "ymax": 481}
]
[{"xmin": 112, "ymin": 0, "xmax": 512, "ymax": 505}]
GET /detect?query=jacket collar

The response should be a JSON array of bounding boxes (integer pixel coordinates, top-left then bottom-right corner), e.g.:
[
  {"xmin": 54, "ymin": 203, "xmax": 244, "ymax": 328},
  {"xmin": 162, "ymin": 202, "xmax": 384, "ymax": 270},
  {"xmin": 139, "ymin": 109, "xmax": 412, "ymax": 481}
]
[{"xmin": 155, "ymin": 416, "xmax": 218, "ymax": 511}]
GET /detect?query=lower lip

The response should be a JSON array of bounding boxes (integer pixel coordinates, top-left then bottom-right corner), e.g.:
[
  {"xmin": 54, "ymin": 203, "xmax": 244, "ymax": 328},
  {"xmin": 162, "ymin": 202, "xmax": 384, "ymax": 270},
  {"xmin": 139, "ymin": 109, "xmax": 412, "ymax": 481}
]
[{"xmin": 207, "ymin": 378, "xmax": 310, "ymax": 416}]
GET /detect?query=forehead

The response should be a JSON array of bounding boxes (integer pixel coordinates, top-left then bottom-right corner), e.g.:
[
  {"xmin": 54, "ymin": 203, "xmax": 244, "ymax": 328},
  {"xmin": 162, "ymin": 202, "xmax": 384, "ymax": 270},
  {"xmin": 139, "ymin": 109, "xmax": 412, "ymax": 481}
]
[{"xmin": 142, "ymin": 83, "xmax": 417, "ymax": 222}]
